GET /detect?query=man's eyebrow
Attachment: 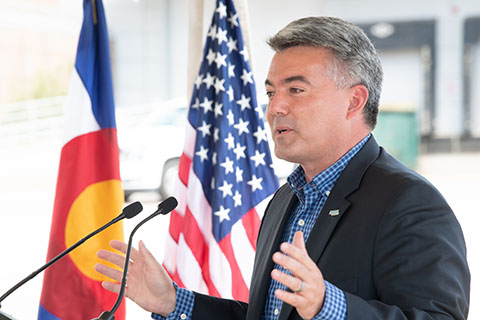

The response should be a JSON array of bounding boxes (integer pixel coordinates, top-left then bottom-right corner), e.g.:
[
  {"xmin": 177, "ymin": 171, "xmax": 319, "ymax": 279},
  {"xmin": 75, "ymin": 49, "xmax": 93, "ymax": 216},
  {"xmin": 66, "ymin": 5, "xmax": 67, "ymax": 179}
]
[
  {"xmin": 264, "ymin": 76, "xmax": 311, "ymax": 87},
  {"xmin": 283, "ymin": 75, "xmax": 311, "ymax": 85}
]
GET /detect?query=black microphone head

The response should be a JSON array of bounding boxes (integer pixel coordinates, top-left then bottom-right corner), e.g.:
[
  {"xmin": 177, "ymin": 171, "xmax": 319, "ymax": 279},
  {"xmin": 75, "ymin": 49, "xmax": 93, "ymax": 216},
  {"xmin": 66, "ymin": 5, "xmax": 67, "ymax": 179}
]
[
  {"xmin": 123, "ymin": 201, "xmax": 143, "ymax": 219},
  {"xmin": 157, "ymin": 196, "xmax": 178, "ymax": 215}
]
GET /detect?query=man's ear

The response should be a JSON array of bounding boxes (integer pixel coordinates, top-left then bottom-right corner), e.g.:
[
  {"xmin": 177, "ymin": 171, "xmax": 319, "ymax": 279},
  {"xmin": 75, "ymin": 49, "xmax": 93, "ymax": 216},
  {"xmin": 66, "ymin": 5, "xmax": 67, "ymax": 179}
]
[{"xmin": 346, "ymin": 84, "xmax": 369, "ymax": 120}]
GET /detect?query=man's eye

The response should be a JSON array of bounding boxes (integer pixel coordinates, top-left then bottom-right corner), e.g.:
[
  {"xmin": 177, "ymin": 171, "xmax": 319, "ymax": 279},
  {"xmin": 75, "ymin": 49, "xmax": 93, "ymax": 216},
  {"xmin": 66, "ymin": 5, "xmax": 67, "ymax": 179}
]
[
  {"xmin": 290, "ymin": 88, "xmax": 304, "ymax": 94},
  {"xmin": 266, "ymin": 91, "xmax": 275, "ymax": 98}
]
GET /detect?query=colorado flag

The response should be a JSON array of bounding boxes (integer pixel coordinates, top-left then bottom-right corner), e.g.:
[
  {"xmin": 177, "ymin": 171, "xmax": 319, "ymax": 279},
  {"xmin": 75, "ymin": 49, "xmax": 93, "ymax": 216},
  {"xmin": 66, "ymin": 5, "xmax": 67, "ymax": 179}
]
[{"xmin": 38, "ymin": 0, "xmax": 125, "ymax": 319}]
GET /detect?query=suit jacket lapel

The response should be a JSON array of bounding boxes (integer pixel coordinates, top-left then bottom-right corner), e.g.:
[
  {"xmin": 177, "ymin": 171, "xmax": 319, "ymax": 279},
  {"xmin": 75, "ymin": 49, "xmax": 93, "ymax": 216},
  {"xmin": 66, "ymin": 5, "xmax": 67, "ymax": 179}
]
[
  {"xmin": 247, "ymin": 184, "xmax": 298, "ymax": 320},
  {"xmin": 307, "ymin": 136, "xmax": 380, "ymax": 262},
  {"xmin": 279, "ymin": 136, "xmax": 380, "ymax": 320}
]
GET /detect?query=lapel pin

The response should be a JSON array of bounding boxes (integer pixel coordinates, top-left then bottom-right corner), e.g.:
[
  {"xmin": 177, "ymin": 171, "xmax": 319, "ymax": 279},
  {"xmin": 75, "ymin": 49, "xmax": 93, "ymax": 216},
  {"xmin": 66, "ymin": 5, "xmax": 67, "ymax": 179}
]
[{"xmin": 328, "ymin": 209, "xmax": 340, "ymax": 217}]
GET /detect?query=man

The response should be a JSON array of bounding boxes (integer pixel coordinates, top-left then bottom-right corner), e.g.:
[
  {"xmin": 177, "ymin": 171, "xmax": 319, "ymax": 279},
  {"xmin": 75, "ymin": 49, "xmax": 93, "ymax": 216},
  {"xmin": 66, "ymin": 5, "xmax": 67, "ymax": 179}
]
[{"xmin": 96, "ymin": 16, "xmax": 470, "ymax": 319}]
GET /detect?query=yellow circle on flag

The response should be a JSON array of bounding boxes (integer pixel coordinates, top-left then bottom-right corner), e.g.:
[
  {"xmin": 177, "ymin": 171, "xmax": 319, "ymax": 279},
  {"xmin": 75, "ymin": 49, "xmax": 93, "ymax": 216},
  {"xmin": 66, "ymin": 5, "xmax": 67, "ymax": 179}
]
[{"xmin": 65, "ymin": 180, "xmax": 124, "ymax": 281}]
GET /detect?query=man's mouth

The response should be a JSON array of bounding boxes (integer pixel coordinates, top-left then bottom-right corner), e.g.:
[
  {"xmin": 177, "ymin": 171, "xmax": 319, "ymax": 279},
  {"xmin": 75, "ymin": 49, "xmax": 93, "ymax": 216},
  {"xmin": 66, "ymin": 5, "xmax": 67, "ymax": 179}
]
[{"xmin": 276, "ymin": 127, "xmax": 291, "ymax": 135}]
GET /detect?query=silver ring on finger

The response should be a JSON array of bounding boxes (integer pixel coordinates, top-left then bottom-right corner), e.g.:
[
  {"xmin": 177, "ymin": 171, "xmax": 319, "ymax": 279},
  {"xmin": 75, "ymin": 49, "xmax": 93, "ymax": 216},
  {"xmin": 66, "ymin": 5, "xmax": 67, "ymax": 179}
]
[{"xmin": 294, "ymin": 280, "xmax": 304, "ymax": 293}]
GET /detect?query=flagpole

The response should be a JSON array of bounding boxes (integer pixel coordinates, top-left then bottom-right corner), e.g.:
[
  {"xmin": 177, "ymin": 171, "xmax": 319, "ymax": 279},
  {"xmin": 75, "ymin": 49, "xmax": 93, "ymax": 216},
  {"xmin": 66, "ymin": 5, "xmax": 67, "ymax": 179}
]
[
  {"xmin": 187, "ymin": 0, "xmax": 204, "ymax": 103},
  {"xmin": 92, "ymin": 0, "xmax": 97, "ymax": 25},
  {"xmin": 233, "ymin": 0, "xmax": 252, "ymax": 67}
]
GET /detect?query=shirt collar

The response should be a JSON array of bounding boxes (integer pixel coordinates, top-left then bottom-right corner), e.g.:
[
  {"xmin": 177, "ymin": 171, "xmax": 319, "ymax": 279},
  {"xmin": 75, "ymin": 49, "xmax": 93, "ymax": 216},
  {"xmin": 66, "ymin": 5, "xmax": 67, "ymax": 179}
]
[{"xmin": 287, "ymin": 134, "xmax": 371, "ymax": 202}]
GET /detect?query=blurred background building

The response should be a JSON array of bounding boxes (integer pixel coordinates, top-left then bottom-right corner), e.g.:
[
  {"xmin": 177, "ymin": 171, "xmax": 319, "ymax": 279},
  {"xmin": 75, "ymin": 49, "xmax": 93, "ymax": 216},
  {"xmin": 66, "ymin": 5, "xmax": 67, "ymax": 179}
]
[{"xmin": 1, "ymin": 0, "xmax": 479, "ymax": 318}]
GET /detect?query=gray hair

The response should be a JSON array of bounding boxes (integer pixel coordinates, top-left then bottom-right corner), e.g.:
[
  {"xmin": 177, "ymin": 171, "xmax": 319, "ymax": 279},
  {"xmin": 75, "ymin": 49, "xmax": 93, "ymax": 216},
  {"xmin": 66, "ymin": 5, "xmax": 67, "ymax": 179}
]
[{"xmin": 267, "ymin": 16, "xmax": 383, "ymax": 129}]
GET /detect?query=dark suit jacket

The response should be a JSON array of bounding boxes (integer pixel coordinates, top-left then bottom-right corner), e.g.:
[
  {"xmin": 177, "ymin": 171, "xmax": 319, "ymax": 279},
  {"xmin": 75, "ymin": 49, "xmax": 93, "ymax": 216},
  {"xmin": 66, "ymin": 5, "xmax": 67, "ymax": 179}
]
[{"xmin": 192, "ymin": 137, "xmax": 470, "ymax": 319}]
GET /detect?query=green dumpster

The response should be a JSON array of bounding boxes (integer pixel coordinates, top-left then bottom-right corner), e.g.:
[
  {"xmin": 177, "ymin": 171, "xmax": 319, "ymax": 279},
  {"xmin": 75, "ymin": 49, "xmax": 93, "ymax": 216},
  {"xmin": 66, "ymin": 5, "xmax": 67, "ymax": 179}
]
[{"xmin": 373, "ymin": 105, "xmax": 419, "ymax": 169}]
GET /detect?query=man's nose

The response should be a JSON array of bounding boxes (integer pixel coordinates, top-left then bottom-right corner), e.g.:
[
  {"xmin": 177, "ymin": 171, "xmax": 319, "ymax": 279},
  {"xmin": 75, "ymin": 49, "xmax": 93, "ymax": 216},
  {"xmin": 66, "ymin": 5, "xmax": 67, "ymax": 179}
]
[{"xmin": 267, "ymin": 93, "xmax": 288, "ymax": 116}]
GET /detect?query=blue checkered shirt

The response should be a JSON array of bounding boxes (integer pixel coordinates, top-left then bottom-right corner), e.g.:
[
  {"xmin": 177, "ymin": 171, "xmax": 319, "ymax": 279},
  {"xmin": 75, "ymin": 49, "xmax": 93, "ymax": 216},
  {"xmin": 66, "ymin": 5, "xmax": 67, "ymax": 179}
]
[
  {"xmin": 262, "ymin": 134, "xmax": 369, "ymax": 319},
  {"xmin": 153, "ymin": 135, "xmax": 370, "ymax": 320}
]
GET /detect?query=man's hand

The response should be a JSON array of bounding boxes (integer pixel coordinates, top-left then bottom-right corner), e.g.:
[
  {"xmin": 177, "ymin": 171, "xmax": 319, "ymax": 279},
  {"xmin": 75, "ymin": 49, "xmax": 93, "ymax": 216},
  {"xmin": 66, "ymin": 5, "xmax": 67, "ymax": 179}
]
[
  {"xmin": 95, "ymin": 240, "xmax": 176, "ymax": 316},
  {"xmin": 271, "ymin": 231, "xmax": 326, "ymax": 319}
]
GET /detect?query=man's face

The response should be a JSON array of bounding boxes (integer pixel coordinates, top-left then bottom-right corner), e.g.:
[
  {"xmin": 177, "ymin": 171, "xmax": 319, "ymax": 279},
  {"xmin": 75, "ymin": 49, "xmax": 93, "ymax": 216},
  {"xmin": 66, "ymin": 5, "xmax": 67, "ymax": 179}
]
[{"xmin": 265, "ymin": 46, "xmax": 354, "ymax": 174}]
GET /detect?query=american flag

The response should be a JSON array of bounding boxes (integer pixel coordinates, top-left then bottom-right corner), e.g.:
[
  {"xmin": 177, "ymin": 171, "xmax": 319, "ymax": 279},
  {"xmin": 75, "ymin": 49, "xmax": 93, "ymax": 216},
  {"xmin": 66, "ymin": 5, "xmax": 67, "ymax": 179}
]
[{"xmin": 163, "ymin": 0, "xmax": 279, "ymax": 302}]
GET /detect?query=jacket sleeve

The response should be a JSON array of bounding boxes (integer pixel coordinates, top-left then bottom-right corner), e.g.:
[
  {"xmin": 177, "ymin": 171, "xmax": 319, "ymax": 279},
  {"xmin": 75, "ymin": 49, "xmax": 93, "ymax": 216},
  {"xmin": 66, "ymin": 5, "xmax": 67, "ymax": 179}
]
[
  {"xmin": 345, "ymin": 181, "xmax": 470, "ymax": 319},
  {"xmin": 191, "ymin": 292, "xmax": 248, "ymax": 320}
]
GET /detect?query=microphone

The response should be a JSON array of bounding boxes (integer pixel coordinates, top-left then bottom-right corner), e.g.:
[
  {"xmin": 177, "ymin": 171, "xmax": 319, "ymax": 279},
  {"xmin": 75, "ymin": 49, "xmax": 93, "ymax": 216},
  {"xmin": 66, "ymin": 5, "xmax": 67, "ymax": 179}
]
[
  {"xmin": 0, "ymin": 201, "xmax": 143, "ymax": 313},
  {"xmin": 93, "ymin": 196, "xmax": 178, "ymax": 320}
]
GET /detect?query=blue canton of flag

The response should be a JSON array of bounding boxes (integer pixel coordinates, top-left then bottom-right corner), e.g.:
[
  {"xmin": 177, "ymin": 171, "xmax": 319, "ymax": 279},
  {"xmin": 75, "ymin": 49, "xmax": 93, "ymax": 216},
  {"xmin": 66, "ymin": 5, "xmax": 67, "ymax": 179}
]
[{"xmin": 188, "ymin": 0, "xmax": 279, "ymax": 242}]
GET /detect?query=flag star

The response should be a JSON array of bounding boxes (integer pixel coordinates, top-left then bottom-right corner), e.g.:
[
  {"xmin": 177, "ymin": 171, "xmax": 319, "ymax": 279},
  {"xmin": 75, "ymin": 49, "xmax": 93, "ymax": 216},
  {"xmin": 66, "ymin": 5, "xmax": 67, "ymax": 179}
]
[
  {"xmin": 214, "ymin": 205, "xmax": 231, "ymax": 223},
  {"xmin": 247, "ymin": 175, "xmax": 263, "ymax": 192},
  {"xmin": 233, "ymin": 143, "xmax": 246, "ymax": 160},
  {"xmin": 224, "ymin": 132, "xmax": 235, "ymax": 149},
  {"xmin": 214, "ymin": 52, "xmax": 227, "ymax": 69},
  {"xmin": 203, "ymin": 72, "xmax": 215, "ymax": 89},
  {"xmin": 213, "ymin": 78, "xmax": 225, "ymax": 94},
  {"xmin": 255, "ymin": 104, "xmax": 265, "ymax": 119},
  {"xmin": 253, "ymin": 126, "xmax": 268, "ymax": 144},
  {"xmin": 240, "ymin": 47, "xmax": 250, "ymax": 61},
  {"xmin": 194, "ymin": 74, "xmax": 203, "ymax": 89},
  {"xmin": 234, "ymin": 118, "xmax": 250, "ymax": 136},
  {"xmin": 214, "ymin": 102, "xmax": 223, "ymax": 118},
  {"xmin": 226, "ymin": 109, "xmax": 235, "ymax": 125},
  {"xmin": 200, "ymin": 97, "xmax": 213, "ymax": 113},
  {"xmin": 240, "ymin": 69, "xmax": 254, "ymax": 86},
  {"xmin": 213, "ymin": 127, "xmax": 219, "ymax": 142},
  {"xmin": 227, "ymin": 86, "xmax": 234, "ymax": 102},
  {"xmin": 216, "ymin": 27, "xmax": 228, "ymax": 45},
  {"xmin": 191, "ymin": 97, "xmax": 200, "ymax": 109},
  {"xmin": 227, "ymin": 63, "xmax": 236, "ymax": 78},
  {"xmin": 212, "ymin": 151, "xmax": 217, "ymax": 165},
  {"xmin": 216, "ymin": 2, "xmax": 227, "ymax": 19},
  {"xmin": 250, "ymin": 150, "xmax": 266, "ymax": 167},
  {"xmin": 235, "ymin": 166, "xmax": 243, "ymax": 182},
  {"xmin": 195, "ymin": 145, "xmax": 209, "ymax": 162},
  {"xmin": 227, "ymin": 12, "xmax": 239, "ymax": 29},
  {"xmin": 218, "ymin": 180, "xmax": 233, "ymax": 198},
  {"xmin": 220, "ymin": 156, "xmax": 234, "ymax": 174},
  {"xmin": 197, "ymin": 121, "xmax": 211, "ymax": 138},
  {"xmin": 211, "ymin": 176, "xmax": 215, "ymax": 189},
  {"xmin": 236, "ymin": 94, "xmax": 251, "ymax": 111},
  {"xmin": 207, "ymin": 24, "xmax": 217, "ymax": 39},
  {"xmin": 226, "ymin": 37, "xmax": 238, "ymax": 53},
  {"xmin": 206, "ymin": 48, "xmax": 216, "ymax": 65},
  {"xmin": 233, "ymin": 190, "xmax": 242, "ymax": 207}
]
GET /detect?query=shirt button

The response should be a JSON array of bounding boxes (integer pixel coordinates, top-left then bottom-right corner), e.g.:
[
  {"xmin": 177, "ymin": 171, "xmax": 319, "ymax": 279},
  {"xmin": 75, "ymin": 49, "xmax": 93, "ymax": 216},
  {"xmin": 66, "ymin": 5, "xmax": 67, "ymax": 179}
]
[
  {"xmin": 298, "ymin": 219, "xmax": 305, "ymax": 226},
  {"xmin": 180, "ymin": 314, "xmax": 187, "ymax": 320},
  {"xmin": 274, "ymin": 308, "xmax": 279, "ymax": 315},
  {"xmin": 325, "ymin": 190, "xmax": 331, "ymax": 196}
]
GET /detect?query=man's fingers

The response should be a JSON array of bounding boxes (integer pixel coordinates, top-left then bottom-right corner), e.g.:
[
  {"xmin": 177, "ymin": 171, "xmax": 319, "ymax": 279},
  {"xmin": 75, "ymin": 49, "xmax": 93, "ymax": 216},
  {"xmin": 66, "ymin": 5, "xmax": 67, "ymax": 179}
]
[
  {"xmin": 110, "ymin": 239, "xmax": 141, "ymax": 262},
  {"xmin": 292, "ymin": 230, "xmax": 306, "ymax": 250},
  {"xmin": 95, "ymin": 263, "xmax": 123, "ymax": 282},
  {"xmin": 273, "ymin": 251, "xmax": 309, "ymax": 279},
  {"xmin": 97, "ymin": 249, "xmax": 126, "ymax": 269},
  {"xmin": 110, "ymin": 240, "xmax": 127, "ymax": 253},
  {"xmin": 279, "ymin": 238, "xmax": 317, "ymax": 272},
  {"xmin": 271, "ymin": 268, "xmax": 304, "ymax": 293},
  {"xmin": 101, "ymin": 280, "xmax": 121, "ymax": 294},
  {"xmin": 274, "ymin": 288, "xmax": 303, "ymax": 306}
]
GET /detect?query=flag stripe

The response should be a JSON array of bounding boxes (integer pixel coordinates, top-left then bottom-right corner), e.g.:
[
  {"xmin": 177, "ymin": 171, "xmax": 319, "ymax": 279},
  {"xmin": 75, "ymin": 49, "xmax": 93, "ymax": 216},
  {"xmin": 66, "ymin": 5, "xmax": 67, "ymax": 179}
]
[
  {"xmin": 240, "ymin": 207, "xmax": 261, "ymax": 250},
  {"xmin": 182, "ymin": 206, "xmax": 221, "ymax": 296},
  {"xmin": 178, "ymin": 153, "xmax": 192, "ymax": 186},
  {"xmin": 218, "ymin": 233, "xmax": 249, "ymax": 301},
  {"xmin": 177, "ymin": 233, "xmax": 212, "ymax": 295}
]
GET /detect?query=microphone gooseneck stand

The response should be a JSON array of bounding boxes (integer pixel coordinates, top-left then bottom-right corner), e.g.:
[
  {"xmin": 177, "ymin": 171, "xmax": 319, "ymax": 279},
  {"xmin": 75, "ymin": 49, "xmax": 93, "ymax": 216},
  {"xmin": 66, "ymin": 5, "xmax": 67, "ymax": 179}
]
[
  {"xmin": 93, "ymin": 196, "xmax": 178, "ymax": 320},
  {"xmin": 0, "ymin": 201, "xmax": 143, "ymax": 319}
]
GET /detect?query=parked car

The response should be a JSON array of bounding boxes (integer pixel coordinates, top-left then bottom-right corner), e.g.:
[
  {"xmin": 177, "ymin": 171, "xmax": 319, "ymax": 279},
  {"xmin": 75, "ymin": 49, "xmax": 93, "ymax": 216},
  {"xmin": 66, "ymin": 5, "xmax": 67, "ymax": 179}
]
[{"xmin": 117, "ymin": 98, "xmax": 295, "ymax": 201}]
